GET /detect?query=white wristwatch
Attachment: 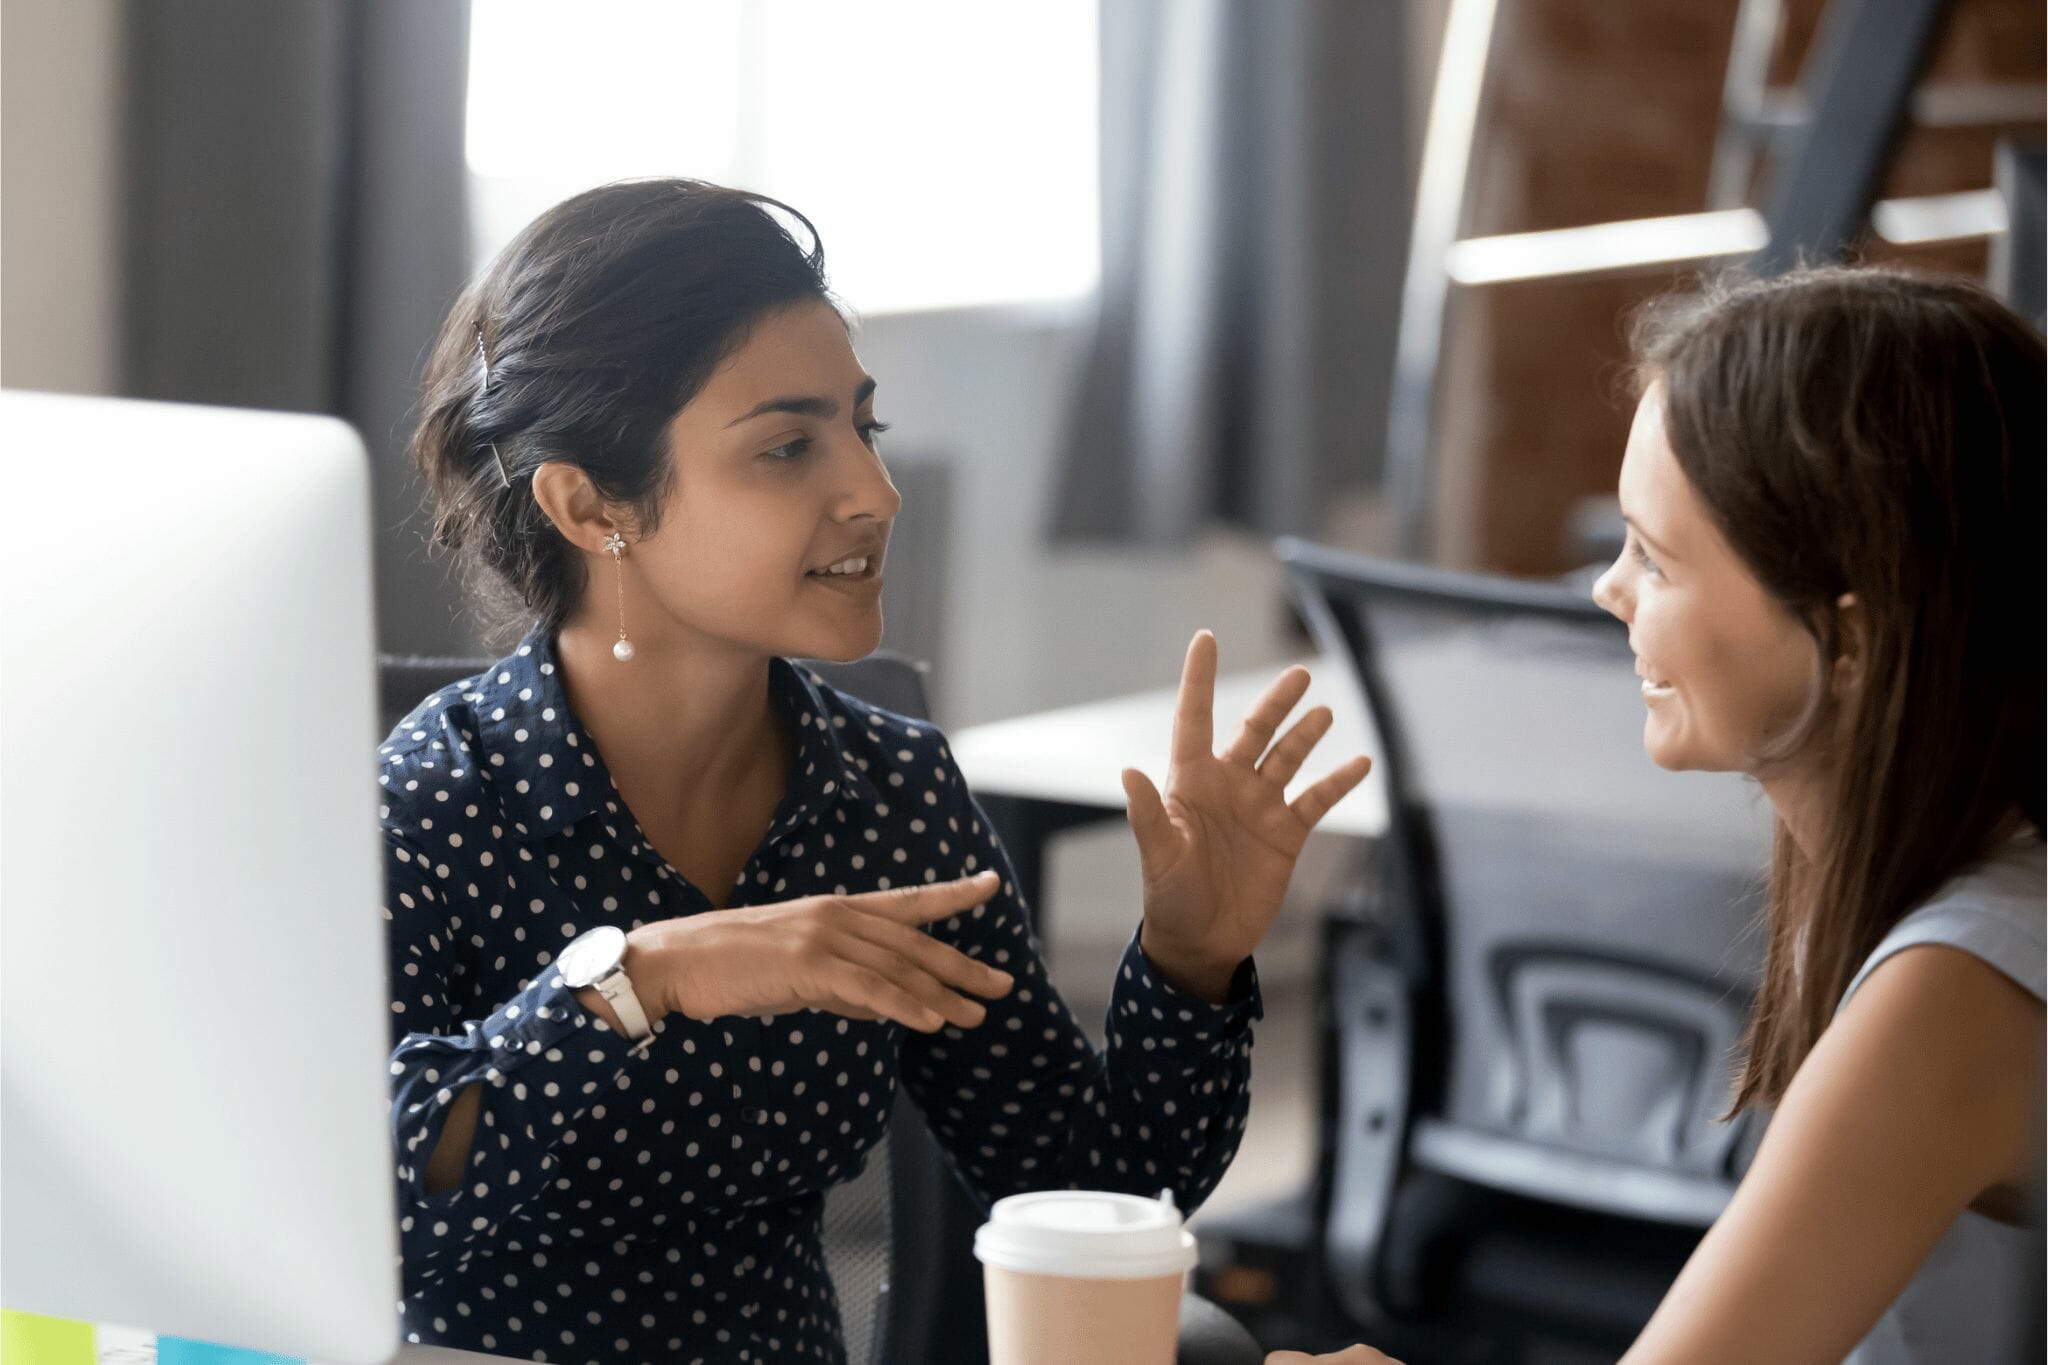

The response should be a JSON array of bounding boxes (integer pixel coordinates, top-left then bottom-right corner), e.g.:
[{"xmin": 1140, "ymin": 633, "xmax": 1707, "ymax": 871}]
[{"xmin": 557, "ymin": 925, "xmax": 654, "ymax": 1050}]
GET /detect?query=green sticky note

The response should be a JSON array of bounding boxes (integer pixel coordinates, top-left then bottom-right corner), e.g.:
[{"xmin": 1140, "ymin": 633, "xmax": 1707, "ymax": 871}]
[
  {"xmin": 156, "ymin": 1340, "xmax": 302, "ymax": 1365},
  {"xmin": 0, "ymin": 1311, "xmax": 94, "ymax": 1365}
]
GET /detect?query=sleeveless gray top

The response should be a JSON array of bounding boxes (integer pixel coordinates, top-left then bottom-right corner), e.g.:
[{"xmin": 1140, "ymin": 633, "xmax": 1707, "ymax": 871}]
[{"xmin": 1839, "ymin": 835, "xmax": 2045, "ymax": 1365}]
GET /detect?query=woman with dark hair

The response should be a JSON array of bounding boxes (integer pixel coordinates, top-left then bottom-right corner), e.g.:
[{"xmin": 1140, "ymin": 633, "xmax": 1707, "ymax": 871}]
[
  {"xmin": 381, "ymin": 178, "xmax": 1370, "ymax": 1363},
  {"xmin": 1273, "ymin": 266, "xmax": 2043, "ymax": 1365}
]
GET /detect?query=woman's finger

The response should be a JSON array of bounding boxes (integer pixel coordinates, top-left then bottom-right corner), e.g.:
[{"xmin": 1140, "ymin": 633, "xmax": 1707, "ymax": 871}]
[
  {"xmin": 1287, "ymin": 754, "xmax": 1373, "ymax": 829},
  {"xmin": 1221, "ymin": 665, "xmax": 1312, "ymax": 766},
  {"xmin": 825, "ymin": 956, "xmax": 961, "ymax": 1033},
  {"xmin": 854, "ymin": 914, "xmax": 1015, "ymax": 1000},
  {"xmin": 846, "ymin": 870, "xmax": 1001, "ymax": 926},
  {"xmin": 1256, "ymin": 705, "xmax": 1334, "ymax": 789},
  {"xmin": 829, "ymin": 930, "xmax": 991, "ymax": 1030},
  {"xmin": 1170, "ymin": 630, "xmax": 1219, "ymax": 765},
  {"xmin": 1121, "ymin": 767, "xmax": 1176, "ymax": 874}
]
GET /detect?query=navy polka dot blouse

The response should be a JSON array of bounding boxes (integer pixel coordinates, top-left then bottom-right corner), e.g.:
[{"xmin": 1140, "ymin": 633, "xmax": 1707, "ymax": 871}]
[{"xmin": 379, "ymin": 627, "xmax": 1262, "ymax": 1363}]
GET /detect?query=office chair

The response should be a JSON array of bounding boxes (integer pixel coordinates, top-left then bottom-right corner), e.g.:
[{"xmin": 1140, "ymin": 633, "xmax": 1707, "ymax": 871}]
[
  {"xmin": 378, "ymin": 652, "xmax": 1261, "ymax": 1365},
  {"xmin": 1992, "ymin": 138, "xmax": 2045, "ymax": 327},
  {"xmin": 1273, "ymin": 541, "xmax": 1773, "ymax": 1359}
]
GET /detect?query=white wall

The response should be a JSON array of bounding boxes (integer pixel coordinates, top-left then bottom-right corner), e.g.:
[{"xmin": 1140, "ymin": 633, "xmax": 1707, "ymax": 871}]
[{"xmin": 1, "ymin": 0, "xmax": 122, "ymax": 394}]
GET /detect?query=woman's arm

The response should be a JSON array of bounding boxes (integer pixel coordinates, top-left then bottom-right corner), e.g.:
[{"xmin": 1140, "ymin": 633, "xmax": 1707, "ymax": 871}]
[
  {"xmin": 1622, "ymin": 942, "xmax": 2043, "ymax": 1364},
  {"xmin": 897, "ymin": 768, "xmax": 1262, "ymax": 1214},
  {"xmin": 1258, "ymin": 941, "xmax": 2042, "ymax": 1365},
  {"xmin": 384, "ymin": 831, "xmax": 651, "ymax": 1281}
]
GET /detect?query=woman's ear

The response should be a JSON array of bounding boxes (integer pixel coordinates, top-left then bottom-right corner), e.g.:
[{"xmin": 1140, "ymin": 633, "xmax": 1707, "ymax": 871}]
[
  {"xmin": 531, "ymin": 462, "xmax": 625, "ymax": 554},
  {"xmin": 1829, "ymin": 591, "xmax": 1866, "ymax": 700}
]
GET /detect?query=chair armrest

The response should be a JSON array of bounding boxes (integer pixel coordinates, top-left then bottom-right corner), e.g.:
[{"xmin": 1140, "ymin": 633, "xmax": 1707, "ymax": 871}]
[
  {"xmin": 1178, "ymin": 1292, "xmax": 1264, "ymax": 1365},
  {"xmin": 1319, "ymin": 922, "xmax": 1414, "ymax": 1330}
]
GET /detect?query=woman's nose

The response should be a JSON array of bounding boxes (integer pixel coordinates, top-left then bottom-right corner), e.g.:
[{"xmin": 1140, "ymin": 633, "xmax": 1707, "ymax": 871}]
[
  {"xmin": 842, "ymin": 442, "xmax": 902, "ymax": 522},
  {"xmin": 1592, "ymin": 557, "xmax": 1629, "ymax": 622}
]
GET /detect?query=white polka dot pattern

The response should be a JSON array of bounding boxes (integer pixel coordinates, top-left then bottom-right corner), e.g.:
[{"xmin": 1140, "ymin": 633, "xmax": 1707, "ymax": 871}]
[{"xmin": 378, "ymin": 628, "xmax": 1262, "ymax": 1363}]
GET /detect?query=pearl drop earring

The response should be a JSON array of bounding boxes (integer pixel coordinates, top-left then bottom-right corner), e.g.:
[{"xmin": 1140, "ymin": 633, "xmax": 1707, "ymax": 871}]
[{"xmin": 604, "ymin": 531, "xmax": 634, "ymax": 662}]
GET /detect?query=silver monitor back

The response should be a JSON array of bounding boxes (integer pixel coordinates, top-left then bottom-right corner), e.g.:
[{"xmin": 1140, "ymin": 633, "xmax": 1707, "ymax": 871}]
[{"xmin": 0, "ymin": 391, "xmax": 398, "ymax": 1363}]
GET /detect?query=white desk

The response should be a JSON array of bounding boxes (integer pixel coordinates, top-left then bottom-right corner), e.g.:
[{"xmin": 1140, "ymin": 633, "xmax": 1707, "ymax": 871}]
[
  {"xmin": 949, "ymin": 640, "xmax": 1771, "ymax": 927},
  {"xmin": 952, "ymin": 657, "xmax": 1388, "ymax": 838}
]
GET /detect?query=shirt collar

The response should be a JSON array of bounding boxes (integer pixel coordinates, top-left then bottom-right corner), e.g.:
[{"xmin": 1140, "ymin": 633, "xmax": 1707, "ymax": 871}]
[
  {"xmin": 769, "ymin": 660, "xmax": 884, "ymax": 839},
  {"xmin": 471, "ymin": 628, "xmax": 877, "ymax": 846}
]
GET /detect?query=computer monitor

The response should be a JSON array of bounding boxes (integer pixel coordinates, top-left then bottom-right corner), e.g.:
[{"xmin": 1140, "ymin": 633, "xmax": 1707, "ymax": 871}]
[{"xmin": 0, "ymin": 391, "xmax": 399, "ymax": 1363}]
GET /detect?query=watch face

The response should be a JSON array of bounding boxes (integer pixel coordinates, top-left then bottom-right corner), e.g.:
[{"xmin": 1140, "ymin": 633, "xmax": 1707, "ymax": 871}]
[{"xmin": 558, "ymin": 925, "xmax": 627, "ymax": 989}]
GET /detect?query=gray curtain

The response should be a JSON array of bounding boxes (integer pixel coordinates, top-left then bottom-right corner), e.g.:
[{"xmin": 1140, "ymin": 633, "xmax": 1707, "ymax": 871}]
[
  {"xmin": 1050, "ymin": 0, "xmax": 1410, "ymax": 544},
  {"xmin": 121, "ymin": 0, "xmax": 475, "ymax": 655}
]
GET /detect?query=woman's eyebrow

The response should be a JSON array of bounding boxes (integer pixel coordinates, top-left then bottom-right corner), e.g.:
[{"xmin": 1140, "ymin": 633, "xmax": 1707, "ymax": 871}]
[
  {"xmin": 725, "ymin": 376, "xmax": 878, "ymax": 428},
  {"xmin": 1623, "ymin": 512, "xmax": 1678, "ymax": 558}
]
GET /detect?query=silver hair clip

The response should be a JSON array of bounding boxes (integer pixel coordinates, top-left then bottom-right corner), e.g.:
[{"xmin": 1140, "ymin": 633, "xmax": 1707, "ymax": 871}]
[{"xmin": 475, "ymin": 323, "xmax": 513, "ymax": 490}]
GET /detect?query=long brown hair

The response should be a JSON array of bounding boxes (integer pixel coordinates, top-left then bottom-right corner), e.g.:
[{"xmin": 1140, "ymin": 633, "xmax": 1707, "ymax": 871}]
[{"xmin": 1631, "ymin": 266, "xmax": 2044, "ymax": 1111}]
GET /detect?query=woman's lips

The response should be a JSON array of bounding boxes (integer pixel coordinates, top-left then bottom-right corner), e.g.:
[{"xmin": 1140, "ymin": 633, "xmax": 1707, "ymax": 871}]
[{"xmin": 805, "ymin": 561, "xmax": 883, "ymax": 592}]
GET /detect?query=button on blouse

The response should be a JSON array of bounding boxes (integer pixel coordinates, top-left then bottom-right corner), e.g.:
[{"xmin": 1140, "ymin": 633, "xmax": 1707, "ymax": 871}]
[{"xmin": 380, "ymin": 628, "xmax": 1262, "ymax": 1364}]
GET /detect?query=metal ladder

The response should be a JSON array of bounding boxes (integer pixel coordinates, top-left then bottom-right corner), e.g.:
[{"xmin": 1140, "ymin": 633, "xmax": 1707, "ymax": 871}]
[{"xmin": 1384, "ymin": 0, "xmax": 2037, "ymax": 559}]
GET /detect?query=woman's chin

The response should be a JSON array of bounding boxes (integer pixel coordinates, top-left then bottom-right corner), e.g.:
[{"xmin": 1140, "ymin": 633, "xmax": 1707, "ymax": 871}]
[
  {"xmin": 1642, "ymin": 714, "xmax": 1697, "ymax": 772},
  {"xmin": 791, "ymin": 620, "xmax": 886, "ymax": 665},
  {"xmin": 1642, "ymin": 722, "xmax": 1740, "ymax": 774}
]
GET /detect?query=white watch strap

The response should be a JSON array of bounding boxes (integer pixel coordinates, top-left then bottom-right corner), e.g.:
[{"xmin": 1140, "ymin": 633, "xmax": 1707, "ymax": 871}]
[{"xmin": 594, "ymin": 968, "xmax": 654, "ymax": 1048}]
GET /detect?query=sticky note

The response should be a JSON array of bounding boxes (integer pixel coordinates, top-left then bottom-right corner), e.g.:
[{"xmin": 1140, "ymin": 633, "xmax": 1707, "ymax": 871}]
[
  {"xmin": 155, "ymin": 1340, "xmax": 303, "ymax": 1365},
  {"xmin": 0, "ymin": 1311, "xmax": 94, "ymax": 1365}
]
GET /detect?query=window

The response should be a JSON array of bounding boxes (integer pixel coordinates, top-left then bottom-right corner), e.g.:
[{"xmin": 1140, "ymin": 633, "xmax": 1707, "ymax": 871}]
[{"xmin": 466, "ymin": 0, "xmax": 1100, "ymax": 315}]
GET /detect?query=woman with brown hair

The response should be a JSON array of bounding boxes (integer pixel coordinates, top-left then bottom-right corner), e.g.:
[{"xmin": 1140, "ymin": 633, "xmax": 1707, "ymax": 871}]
[{"xmin": 1273, "ymin": 266, "xmax": 2043, "ymax": 1365}]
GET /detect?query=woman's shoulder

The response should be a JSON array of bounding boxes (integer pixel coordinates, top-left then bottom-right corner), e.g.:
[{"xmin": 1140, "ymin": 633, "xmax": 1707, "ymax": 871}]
[
  {"xmin": 375, "ymin": 659, "xmax": 503, "ymax": 831},
  {"xmin": 1841, "ymin": 834, "xmax": 2046, "ymax": 1013},
  {"xmin": 783, "ymin": 659, "xmax": 963, "ymax": 775}
]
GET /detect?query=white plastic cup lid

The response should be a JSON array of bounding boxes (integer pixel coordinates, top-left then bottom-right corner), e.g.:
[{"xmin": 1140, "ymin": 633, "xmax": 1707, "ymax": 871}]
[{"xmin": 973, "ymin": 1189, "xmax": 1197, "ymax": 1280}]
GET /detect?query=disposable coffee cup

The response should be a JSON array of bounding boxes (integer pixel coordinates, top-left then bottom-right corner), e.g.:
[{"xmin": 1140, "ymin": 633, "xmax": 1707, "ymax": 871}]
[{"xmin": 974, "ymin": 1188, "xmax": 1197, "ymax": 1365}]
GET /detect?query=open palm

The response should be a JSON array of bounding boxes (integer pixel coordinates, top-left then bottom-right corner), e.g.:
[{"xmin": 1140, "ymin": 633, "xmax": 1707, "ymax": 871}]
[{"xmin": 1122, "ymin": 631, "xmax": 1373, "ymax": 983}]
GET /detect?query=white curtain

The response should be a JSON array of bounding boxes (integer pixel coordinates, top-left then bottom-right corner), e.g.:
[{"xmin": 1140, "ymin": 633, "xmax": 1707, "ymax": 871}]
[{"xmin": 1049, "ymin": 0, "xmax": 1413, "ymax": 544}]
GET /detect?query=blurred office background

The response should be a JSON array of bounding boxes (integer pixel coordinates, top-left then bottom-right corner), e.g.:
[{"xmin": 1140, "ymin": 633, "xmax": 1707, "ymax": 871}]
[
  {"xmin": 4, "ymin": 1, "xmax": 2040, "ymax": 1359},
  {"xmin": 11, "ymin": 0, "xmax": 2038, "ymax": 718},
  {"xmin": 0, "ymin": 0, "xmax": 1416, "ymax": 1147}
]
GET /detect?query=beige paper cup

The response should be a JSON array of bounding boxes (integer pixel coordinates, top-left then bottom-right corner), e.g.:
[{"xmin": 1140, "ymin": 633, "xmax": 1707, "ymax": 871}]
[{"xmin": 974, "ymin": 1189, "xmax": 1197, "ymax": 1365}]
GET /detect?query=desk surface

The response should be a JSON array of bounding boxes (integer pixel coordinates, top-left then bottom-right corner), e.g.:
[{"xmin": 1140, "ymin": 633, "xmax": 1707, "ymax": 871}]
[
  {"xmin": 951, "ymin": 639, "xmax": 1772, "ymax": 865},
  {"xmin": 951, "ymin": 657, "xmax": 1388, "ymax": 837}
]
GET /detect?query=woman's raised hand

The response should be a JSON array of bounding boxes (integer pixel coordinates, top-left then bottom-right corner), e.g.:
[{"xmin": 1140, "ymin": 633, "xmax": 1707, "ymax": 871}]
[
  {"xmin": 1123, "ymin": 630, "xmax": 1373, "ymax": 999},
  {"xmin": 621, "ymin": 872, "xmax": 1014, "ymax": 1031}
]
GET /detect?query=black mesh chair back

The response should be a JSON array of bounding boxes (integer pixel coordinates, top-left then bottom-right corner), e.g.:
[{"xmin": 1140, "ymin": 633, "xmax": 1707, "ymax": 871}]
[
  {"xmin": 378, "ymin": 656, "xmax": 493, "ymax": 742},
  {"xmin": 1993, "ymin": 139, "xmax": 2046, "ymax": 326},
  {"xmin": 1274, "ymin": 541, "xmax": 1773, "ymax": 1344},
  {"xmin": 377, "ymin": 650, "xmax": 981, "ymax": 1364}
]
